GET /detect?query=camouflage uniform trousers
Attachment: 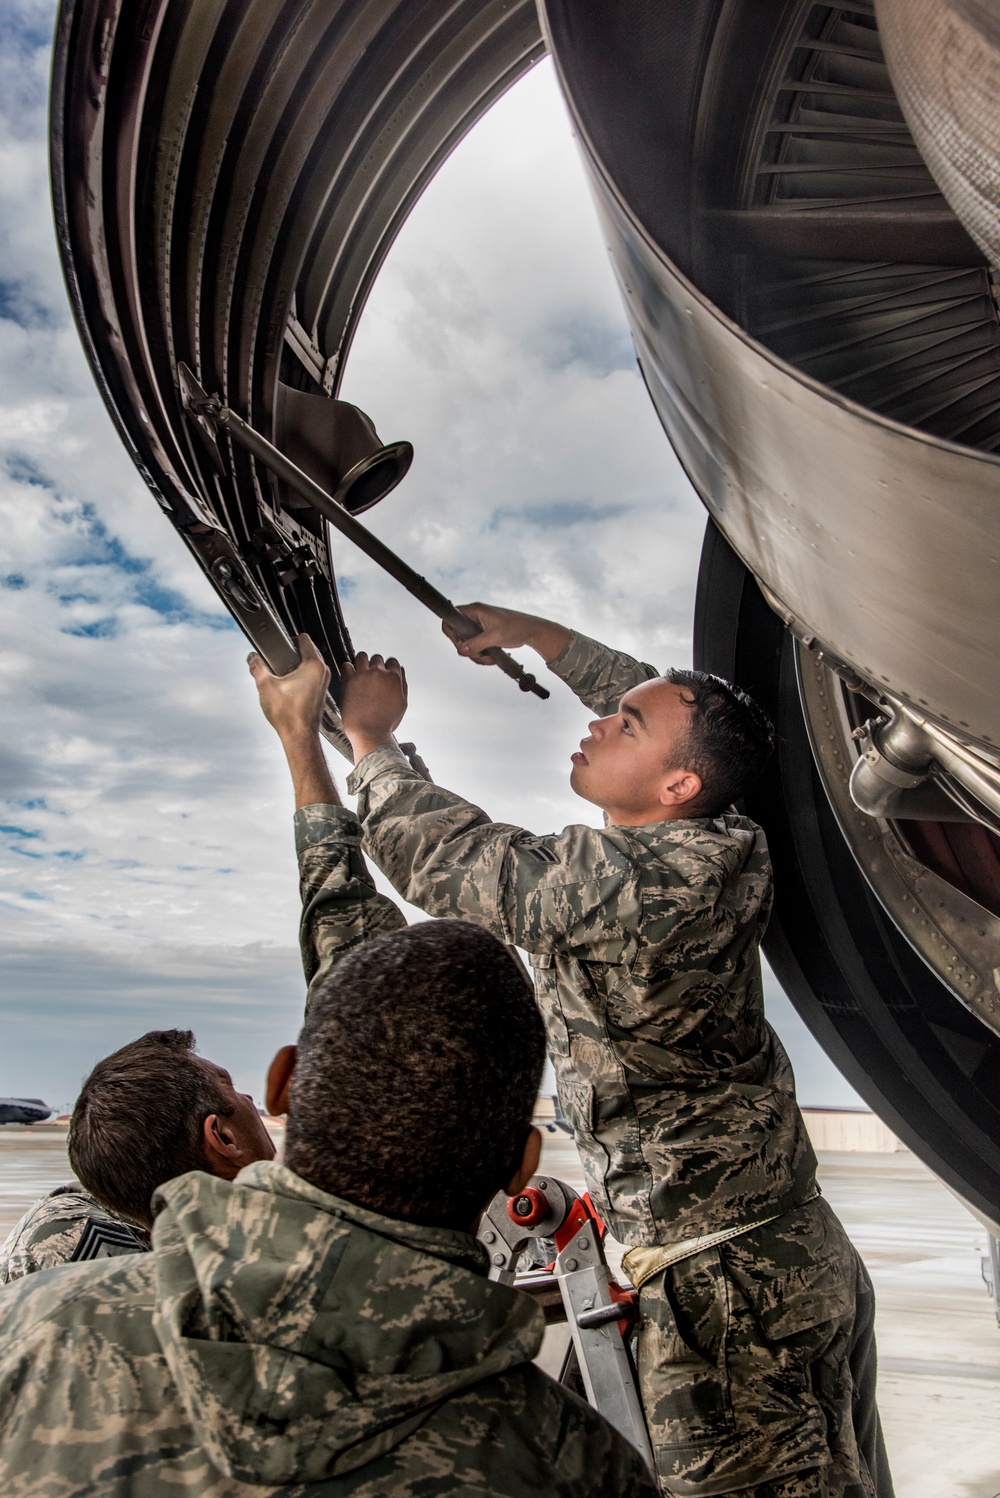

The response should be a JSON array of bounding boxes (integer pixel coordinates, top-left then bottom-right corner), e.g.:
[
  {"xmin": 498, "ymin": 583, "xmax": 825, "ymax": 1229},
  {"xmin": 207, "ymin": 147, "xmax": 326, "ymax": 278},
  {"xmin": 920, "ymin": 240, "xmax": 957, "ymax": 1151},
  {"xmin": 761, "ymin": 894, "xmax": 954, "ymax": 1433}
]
[{"xmin": 631, "ymin": 1198, "xmax": 893, "ymax": 1498}]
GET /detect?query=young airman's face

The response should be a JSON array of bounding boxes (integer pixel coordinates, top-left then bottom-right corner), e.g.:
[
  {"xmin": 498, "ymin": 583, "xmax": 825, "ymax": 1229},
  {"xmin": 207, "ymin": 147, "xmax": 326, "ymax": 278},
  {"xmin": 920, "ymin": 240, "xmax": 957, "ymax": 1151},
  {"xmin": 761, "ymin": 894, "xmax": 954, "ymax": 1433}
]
[{"xmin": 569, "ymin": 678, "xmax": 703, "ymax": 825}]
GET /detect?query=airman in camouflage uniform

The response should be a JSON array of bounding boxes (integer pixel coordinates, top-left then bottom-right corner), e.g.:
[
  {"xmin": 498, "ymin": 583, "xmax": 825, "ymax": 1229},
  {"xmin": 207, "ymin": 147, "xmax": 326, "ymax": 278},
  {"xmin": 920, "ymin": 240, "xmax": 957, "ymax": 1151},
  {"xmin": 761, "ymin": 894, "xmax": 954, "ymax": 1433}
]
[
  {"xmin": 0, "ymin": 648, "xmax": 656, "ymax": 1496},
  {"xmin": 0, "ymin": 1161, "xmax": 655, "ymax": 1497},
  {"xmin": 330, "ymin": 621, "xmax": 892, "ymax": 1498},
  {"xmin": 0, "ymin": 1184, "xmax": 149, "ymax": 1283}
]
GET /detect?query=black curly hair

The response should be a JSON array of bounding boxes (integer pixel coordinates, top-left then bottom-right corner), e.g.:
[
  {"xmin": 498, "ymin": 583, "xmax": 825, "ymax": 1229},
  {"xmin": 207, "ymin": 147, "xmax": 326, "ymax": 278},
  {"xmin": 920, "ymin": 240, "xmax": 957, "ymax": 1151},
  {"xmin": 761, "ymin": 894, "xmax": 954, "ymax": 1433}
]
[
  {"xmin": 666, "ymin": 668, "xmax": 775, "ymax": 816},
  {"xmin": 285, "ymin": 919, "xmax": 545, "ymax": 1230}
]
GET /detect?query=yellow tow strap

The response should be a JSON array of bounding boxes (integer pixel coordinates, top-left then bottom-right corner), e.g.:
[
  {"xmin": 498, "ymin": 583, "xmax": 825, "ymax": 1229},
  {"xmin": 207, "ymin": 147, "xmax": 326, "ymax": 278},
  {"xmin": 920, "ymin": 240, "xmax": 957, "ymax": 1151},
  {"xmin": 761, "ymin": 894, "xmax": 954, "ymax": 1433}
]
[{"xmin": 621, "ymin": 1193, "xmax": 820, "ymax": 1291}]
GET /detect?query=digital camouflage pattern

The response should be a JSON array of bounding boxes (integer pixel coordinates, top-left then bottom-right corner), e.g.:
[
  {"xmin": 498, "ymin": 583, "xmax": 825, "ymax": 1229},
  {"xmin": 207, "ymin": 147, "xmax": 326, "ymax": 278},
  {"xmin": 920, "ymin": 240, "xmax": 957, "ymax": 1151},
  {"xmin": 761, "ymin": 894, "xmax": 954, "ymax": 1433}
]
[
  {"xmin": 341, "ymin": 631, "xmax": 894, "ymax": 1494},
  {"xmin": 296, "ymin": 802, "xmax": 405, "ymax": 1008},
  {"xmin": 0, "ymin": 1160, "xmax": 657, "ymax": 1497},
  {"xmin": 346, "ymin": 631, "xmax": 819, "ymax": 1251},
  {"xmin": 633, "ymin": 1198, "xmax": 886, "ymax": 1498},
  {"xmin": 0, "ymin": 1184, "xmax": 149, "ymax": 1283}
]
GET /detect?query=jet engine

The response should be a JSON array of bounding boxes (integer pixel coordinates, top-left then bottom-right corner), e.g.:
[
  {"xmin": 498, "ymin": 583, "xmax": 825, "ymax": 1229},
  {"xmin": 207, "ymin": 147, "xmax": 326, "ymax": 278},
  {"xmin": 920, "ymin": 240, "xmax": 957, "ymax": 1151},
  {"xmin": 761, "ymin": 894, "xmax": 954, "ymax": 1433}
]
[{"xmin": 50, "ymin": 0, "xmax": 1000, "ymax": 1225}]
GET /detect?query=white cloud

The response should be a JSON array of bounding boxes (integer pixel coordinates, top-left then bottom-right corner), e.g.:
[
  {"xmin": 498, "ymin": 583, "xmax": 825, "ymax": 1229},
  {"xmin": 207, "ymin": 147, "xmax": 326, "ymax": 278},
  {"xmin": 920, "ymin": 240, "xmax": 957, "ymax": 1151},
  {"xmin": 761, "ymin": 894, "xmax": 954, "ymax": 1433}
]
[{"xmin": 0, "ymin": 24, "xmax": 859, "ymax": 1107}]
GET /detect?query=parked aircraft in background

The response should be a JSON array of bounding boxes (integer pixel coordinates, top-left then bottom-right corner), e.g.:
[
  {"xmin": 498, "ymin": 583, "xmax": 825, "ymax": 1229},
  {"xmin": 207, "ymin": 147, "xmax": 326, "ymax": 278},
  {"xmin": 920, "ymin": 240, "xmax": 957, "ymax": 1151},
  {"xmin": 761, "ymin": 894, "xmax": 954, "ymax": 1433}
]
[{"xmin": 0, "ymin": 1098, "xmax": 55, "ymax": 1125}]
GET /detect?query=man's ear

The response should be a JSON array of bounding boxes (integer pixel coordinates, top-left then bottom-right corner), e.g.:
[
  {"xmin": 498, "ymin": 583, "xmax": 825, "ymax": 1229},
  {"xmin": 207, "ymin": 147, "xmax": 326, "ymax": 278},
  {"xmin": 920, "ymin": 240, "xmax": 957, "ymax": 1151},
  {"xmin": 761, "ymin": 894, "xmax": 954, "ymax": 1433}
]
[
  {"xmin": 505, "ymin": 1126, "xmax": 543, "ymax": 1195},
  {"xmin": 659, "ymin": 768, "xmax": 703, "ymax": 810},
  {"xmin": 202, "ymin": 1113, "xmax": 243, "ymax": 1176},
  {"xmin": 265, "ymin": 1045, "xmax": 297, "ymax": 1116}
]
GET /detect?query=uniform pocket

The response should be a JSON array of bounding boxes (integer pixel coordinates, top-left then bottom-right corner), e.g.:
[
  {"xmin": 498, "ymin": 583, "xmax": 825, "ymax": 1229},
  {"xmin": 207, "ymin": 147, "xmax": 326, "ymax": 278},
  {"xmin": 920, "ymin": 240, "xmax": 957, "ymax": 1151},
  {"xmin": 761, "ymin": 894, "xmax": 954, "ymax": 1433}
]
[
  {"xmin": 558, "ymin": 1075, "xmax": 595, "ymax": 1137},
  {"xmin": 555, "ymin": 1077, "xmax": 615, "ymax": 1216},
  {"xmin": 732, "ymin": 1267, "xmax": 856, "ymax": 1345},
  {"xmin": 531, "ymin": 953, "xmax": 570, "ymax": 1057},
  {"xmin": 636, "ymin": 1247, "xmax": 735, "ymax": 1451},
  {"xmin": 722, "ymin": 1198, "xmax": 858, "ymax": 1343}
]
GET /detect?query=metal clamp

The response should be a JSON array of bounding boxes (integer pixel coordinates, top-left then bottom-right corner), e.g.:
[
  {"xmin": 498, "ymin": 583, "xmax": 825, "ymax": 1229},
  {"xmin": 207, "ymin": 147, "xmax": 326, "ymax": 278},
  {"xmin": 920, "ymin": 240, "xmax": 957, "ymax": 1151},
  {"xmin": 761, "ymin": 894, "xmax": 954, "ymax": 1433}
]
[{"xmin": 479, "ymin": 1177, "xmax": 653, "ymax": 1469}]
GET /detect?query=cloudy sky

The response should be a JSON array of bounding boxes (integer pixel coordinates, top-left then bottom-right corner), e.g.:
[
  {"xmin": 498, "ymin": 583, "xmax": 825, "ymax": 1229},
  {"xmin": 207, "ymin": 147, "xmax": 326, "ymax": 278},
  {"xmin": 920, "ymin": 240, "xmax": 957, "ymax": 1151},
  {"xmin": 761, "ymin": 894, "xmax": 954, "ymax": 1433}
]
[{"xmin": 0, "ymin": 2, "xmax": 860, "ymax": 1110}]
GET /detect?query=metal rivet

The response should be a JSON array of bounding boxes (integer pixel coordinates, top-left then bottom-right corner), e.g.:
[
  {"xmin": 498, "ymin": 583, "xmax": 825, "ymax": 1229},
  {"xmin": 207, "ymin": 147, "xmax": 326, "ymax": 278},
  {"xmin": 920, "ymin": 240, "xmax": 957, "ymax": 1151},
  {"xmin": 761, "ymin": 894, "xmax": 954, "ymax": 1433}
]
[
  {"xmin": 565, "ymin": 1257, "xmax": 578, "ymax": 1271},
  {"xmin": 578, "ymin": 1237, "xmax": 589, "ymax": 1250},
  {"xmin": 482, "ymin": 1230, "xmax": 495, "ymax": 1244},
  {"xmin": 492, "ymin": 1252, "xmax": 505, "ymax": 1266}
]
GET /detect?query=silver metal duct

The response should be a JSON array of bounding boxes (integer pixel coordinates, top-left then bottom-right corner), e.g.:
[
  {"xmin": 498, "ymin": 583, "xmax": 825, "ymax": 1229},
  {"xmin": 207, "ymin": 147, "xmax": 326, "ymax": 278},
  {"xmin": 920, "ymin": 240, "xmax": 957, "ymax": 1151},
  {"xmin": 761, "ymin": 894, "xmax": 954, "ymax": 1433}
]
[{"xmin": 876, "ymin": 0, "xmax": 1000, "ymax": 274}]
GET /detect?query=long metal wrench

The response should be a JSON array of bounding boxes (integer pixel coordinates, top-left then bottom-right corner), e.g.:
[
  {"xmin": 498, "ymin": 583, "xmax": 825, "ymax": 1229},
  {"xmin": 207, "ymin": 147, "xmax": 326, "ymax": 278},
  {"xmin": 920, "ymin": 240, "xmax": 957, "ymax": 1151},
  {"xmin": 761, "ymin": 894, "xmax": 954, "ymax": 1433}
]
[{"xmin": 178, "ymin": 366, "xmax": 549, "ymax": 700}]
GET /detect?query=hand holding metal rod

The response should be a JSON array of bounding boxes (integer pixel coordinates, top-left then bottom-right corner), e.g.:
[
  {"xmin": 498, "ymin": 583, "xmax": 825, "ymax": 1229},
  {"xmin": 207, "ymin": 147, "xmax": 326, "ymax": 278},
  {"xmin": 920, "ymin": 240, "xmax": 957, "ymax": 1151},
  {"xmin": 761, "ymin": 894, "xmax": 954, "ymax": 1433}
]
[{"xmin": 178, "ymin": 365, "xmax": 549, "ymax": 700}]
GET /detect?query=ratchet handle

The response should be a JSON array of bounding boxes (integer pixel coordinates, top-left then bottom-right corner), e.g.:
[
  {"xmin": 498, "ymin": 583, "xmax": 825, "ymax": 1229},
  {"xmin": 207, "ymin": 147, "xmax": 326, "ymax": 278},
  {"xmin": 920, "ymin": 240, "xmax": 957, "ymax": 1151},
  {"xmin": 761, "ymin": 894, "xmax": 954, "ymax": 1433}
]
[{"xmin": 483, "ymin": 645, "xmax": 550, "ymax": 699}]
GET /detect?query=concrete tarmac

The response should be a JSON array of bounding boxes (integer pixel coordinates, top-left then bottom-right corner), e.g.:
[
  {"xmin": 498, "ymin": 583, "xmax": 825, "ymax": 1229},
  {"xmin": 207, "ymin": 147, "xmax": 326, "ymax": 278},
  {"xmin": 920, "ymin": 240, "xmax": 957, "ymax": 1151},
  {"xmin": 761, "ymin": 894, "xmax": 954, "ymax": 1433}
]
[
  {"xmin": 0, "ymin": 1126, "xmax": 76, "ymax": 1239},
  {"xmin": 1, "ymin": 1125, "xmax": 997, "ymax": 1495}
]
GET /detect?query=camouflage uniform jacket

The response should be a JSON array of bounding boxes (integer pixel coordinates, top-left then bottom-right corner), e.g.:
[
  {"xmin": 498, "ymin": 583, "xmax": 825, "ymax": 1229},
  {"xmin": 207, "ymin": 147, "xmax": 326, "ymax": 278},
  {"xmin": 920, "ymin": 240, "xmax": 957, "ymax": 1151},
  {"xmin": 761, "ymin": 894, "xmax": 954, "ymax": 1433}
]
[
  {"xmin": 0, "ymin": 1184, "xmax": 149, "ymax": 1283},
  {"xmin": 296, "ymin": 802, "xmax": 406, "ymax": 1008},
  {"xmin": 346, "ymin": 631, "xmax": 819, "ymax": 1249},
  {"xmin": 0, "ymin": 1160, "xmax": 656, "ymax": 1497}
]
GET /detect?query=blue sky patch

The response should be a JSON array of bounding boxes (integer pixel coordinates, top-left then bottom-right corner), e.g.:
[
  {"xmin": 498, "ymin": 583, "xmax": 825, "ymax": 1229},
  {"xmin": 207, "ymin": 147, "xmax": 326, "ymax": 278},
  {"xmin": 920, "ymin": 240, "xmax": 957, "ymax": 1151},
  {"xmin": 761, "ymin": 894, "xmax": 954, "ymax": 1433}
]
[
  {"xmin": 6, "ymin": 455, "xmax": 54, "ymax": 490},
  {"xmin": 0, "ymin": 277, "xmax": 57, "ymax": 331},
  {"xmin": 62, "ymin": 617, "xmax": 119, "ymax": 639},
  {"xmin": 132, "ymin": 575, "xmax": 193, "ymax": 615},
  {"xmin": 0, "ymin": 6, "xmax": 55, "ymax": 58},
  {"xmin": 55, "ymin": 590, "xmax": 100, "ymax": 605},
  {"xmin": 132, "ymin": 573, "xmax": 235, "ymax": 629},
  {"xmin": 63, "ymin": 506, "xmax": 148, "ymax": 573},
  {"xmin": 52, "ymin": 507, "xmax": 233, "ymax": 628}
]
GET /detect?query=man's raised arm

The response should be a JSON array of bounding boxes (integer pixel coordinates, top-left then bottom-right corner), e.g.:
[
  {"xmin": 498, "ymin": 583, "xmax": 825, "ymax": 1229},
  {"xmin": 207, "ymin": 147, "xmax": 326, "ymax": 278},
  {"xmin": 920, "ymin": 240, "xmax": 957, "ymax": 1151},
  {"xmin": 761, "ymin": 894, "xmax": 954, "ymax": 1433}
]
[
  {"xmin": 337, "ymin": 653, "xmax": 641, "ymax": 960},
  {"xmin": 249, "ymin": 637, "xmax": 405, "ymax": 1007},
  {"xmin": 442, "ymin": 603, "xmax": 660, "ymax": 718}
]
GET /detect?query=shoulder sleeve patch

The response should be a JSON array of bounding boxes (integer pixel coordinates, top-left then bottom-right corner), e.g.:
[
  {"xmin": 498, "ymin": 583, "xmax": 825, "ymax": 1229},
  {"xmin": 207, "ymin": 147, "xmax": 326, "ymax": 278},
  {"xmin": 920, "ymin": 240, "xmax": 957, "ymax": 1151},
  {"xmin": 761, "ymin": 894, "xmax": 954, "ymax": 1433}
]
[
  {"xmin": 70, "ymin": 1218, "xmax": 150, "ymax": 1262},
  {"xmin": 517, "ymin": 838, "xmax": 560, "ymax": 865}
]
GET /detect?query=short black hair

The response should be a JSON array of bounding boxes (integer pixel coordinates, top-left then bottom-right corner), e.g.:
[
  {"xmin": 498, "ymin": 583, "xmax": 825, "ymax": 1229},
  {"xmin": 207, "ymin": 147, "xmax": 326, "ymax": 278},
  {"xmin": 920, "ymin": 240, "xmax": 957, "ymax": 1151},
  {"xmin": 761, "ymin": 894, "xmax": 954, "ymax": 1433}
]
[
  {"xmin": 69, "ymin": 1030, "xmax": 231, "ymax": 1227},
  {"xmin": 285, "ymin": 919, "xmax": 545, "ymax": 1230},
  {"xmin": 666, "ymin": 668, "xmax": 775, "ymax": 817}
]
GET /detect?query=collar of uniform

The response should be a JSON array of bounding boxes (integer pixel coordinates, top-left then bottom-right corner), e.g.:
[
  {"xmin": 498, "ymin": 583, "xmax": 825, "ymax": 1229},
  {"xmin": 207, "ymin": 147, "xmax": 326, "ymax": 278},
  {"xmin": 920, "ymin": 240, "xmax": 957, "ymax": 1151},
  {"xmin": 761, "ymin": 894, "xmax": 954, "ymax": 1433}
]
[
  {"xmin": 615, "ymin": 812, "xmax": 756, "ymax": 838},
  {"xmin": 345, "ymin": 743, "xmax": 415, "ymax": 798},
  {"xmin": 157, "ymin": 1159, "xmax": 492, "ymax": 1278},
  {"xmin": 293, "ymin": 803, "xmax": 362, "ymax": 855}
]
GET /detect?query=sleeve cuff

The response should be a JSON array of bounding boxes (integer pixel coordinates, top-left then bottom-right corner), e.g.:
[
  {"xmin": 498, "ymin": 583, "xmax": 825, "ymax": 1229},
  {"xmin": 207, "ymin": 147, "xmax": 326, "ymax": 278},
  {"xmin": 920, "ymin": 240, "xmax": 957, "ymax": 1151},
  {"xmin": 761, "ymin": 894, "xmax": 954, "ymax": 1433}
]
[
  {"xmin": 345, "ymin": 743, "xmax": 416, "ymax": 797},
  {"xmin": 293, "ymin": 803, "xmax": 362, "ymax": 856},
  {"xmin": 545, "ymin": 629, "xmax": 602, "ymax": 685}
]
